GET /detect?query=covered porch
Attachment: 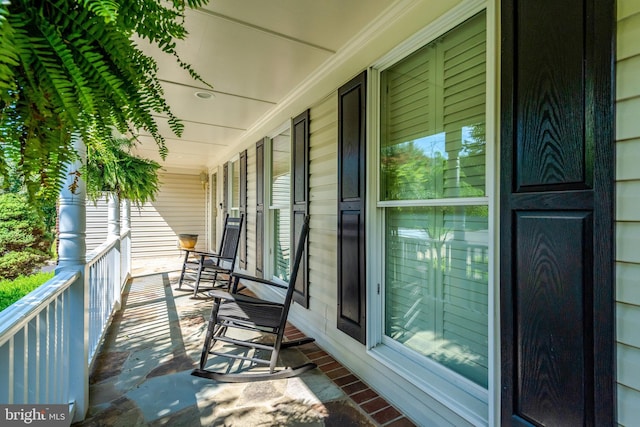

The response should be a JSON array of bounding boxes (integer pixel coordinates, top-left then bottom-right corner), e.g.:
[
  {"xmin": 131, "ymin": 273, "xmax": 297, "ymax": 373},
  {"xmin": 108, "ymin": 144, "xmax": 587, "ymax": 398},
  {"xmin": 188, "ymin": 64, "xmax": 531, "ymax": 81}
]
[
  {"xmin": 1, "ymin": 0, "xmax": 632, "ymax": 425},
  {"xmin": 72, "ymin": 270, "xmax": 411, "ymax": 426},
  {"xmin": 0, "ymin": 184, "xmax": 412, "ymax": 425}
]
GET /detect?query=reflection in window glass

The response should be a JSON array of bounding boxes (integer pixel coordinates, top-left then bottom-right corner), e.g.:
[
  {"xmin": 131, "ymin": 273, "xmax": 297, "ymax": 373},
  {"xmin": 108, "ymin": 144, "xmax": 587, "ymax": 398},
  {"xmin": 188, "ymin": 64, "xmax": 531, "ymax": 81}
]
[
  {"xmin": 380, "ymin": 12, "xmax": 486, "ymax": 202},
  {"xmin": 385, "ymin": 206, "xmax": 489, "ymax": 387},
  {"xmin": 381, "ymin": 126, "xmax": 485, "ymax": 200},
  {"xmin": 271, "ymin": 131, "xmax": 290, "ymax": 281}
]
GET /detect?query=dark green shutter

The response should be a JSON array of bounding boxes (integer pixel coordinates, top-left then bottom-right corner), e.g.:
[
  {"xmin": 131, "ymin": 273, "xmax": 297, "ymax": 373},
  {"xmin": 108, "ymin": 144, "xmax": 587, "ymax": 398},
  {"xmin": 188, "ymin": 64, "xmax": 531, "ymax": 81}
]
[
  {"xmin": 239, "ymin": 149, "xmax": 247, "ymax": 269},
  {"xmin": 500, "ymin": 0, "xmax": 615, "ymax": 425},
  {"xmin": 222, "ymin": 162, "xmax": 229, "ymax": 214},
  {"xmin": 256, "ymin": 139, "xmax": 265, "ymax": 278},
  {"xmin": 337, "ymin": 71, "xmax": 367, "ymax": 343}
]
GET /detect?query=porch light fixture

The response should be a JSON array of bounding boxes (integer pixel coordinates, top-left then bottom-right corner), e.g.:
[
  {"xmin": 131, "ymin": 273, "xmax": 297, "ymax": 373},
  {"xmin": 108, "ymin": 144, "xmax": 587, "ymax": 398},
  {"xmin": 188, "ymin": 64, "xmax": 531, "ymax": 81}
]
[
  {"xmin": 199, "ymin": 171, "xmax": 208, "ymax": 189},
  {"xmin": 194, "ymin": 91, "xmax": 213, "ymax": 100}
]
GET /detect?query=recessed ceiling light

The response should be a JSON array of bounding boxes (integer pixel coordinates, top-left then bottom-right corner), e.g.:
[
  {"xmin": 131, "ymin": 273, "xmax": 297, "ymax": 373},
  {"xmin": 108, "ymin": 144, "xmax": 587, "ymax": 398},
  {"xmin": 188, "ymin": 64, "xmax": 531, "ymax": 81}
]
[{"xmin": 194, "ymin": 91, "xmax": 213, "ymax": 99}]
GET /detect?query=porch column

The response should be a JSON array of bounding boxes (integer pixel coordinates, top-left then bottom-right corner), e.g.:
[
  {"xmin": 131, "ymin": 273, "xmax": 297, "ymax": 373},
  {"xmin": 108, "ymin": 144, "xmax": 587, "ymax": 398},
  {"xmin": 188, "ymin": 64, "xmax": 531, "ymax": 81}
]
[
  {"xmin": 55, "ymin": 136, "xmax": 89, "ymax": 421},
  {"xmin": 108, "ymin": 193, "xmax": 122, "ymax": 309},
  {"xmin": 120, "ymin": 199, "xmax": 132, "ymax": 285},
  {"xmin": 107, "ymin": 193, "xmax": 120, "ymax": 238},
  {"xmin": 122, "ymin": 199, "xmax": 131, "ymax": 231}
]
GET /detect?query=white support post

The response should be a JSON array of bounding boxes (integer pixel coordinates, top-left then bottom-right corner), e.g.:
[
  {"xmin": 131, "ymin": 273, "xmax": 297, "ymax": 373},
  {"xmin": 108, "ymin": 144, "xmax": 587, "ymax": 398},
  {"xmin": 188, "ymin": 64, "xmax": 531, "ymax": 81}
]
[
  {"xmin": 55, "ymin": 137, "xmax": 88, "ymax": 422},
  {"xmin": 122, "ymin": 199, "xmax": 131, "ymax": 231},
  {"xmin": 108, "ymin": 193, "xmax": 122, "ymax": 310},
  {"xmin": 107, "ymin": 193, "xmax": 120, "ymax": 239}
]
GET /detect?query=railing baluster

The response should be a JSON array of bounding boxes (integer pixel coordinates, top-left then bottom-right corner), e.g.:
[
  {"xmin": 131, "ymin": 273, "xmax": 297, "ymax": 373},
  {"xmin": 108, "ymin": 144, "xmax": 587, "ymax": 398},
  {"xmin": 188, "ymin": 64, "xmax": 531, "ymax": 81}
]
[
  {"xmin": 55, "ymin": 293, "xmax": 64, "ymax": 402},
  {"xmin": 38, "ymin": 309, "xmax": 47, "ymax": 404},
  {"xmin": 49, "ymin": 299, "xmax": 57, "ymax": 403},
  {"xmin": 8, "ymin": 337, "xmax": 14, "ymax": 402},
  {"xmin": 29, "ymin": 314, "xmax": 39, "ymax": 403},
  {"xmin": 13, "ymin": 326, "xmax": 25, "ymax": 403}
]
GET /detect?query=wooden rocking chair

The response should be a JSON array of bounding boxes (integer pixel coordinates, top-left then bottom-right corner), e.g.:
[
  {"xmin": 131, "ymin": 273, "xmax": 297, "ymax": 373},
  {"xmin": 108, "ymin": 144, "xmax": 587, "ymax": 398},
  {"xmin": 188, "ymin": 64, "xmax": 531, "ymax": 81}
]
[
  {"xmin": 177, "ymin": 214, "xmax": 243, "ymax": 297},
  {"xmin": 191, "ymin": 215, "xmax": 316, "ymax": 382}
]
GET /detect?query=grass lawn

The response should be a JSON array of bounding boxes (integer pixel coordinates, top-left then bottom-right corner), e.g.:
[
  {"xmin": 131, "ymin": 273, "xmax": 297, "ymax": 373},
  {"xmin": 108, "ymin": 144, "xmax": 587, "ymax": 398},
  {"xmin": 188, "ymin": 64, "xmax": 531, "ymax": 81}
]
[{"xmin": 0, "ymin": 271, "xmax": 55, "ymax": 312}]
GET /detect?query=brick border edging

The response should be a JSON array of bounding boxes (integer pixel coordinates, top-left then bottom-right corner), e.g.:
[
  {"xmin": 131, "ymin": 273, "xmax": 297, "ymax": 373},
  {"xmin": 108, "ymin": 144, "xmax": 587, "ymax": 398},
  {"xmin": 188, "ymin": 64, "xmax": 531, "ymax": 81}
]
[{"xmin": 284, "ymin": 324, "xmax": 417, "ymax": 427}]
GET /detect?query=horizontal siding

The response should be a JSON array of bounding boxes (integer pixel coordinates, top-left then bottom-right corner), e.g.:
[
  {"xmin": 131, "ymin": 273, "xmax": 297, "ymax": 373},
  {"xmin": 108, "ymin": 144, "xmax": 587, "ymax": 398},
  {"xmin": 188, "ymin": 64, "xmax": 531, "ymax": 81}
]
[
  {"xmin": 619, "ymin": 0, "xmax": 640, "ymax": 18},
  {"xmin": 617, "ymin": 8, "xmax": 640, "ymax": 60},
  {"xmin": 618, "ymin": 343, "xmax": 640, "ymax": 392},
  {"xmin": 617, "ymin": 55, "xmax": 640, "ymax": 101},
  {"xmin": 618, "ymin": 302, "xmax": 640, "ymax": 349},
  {"xmin": 619, "ymin": 383, "xmax": 640, "ymax": 426},
  {"xmin": 616, "ymin": 181, "xmax": 640, "ymax": 221},
  {"xmin": 617, "ymin": 262, "xmax": 640, "ymax": 306},
  {"xmin": 86, "ymin": 198, "xmax": 108, "ymax": 251},
  {"xmin": 130, "ymin": 172, "xmax": 207, "ymax": 260},
  {"xmin": 617, "ymin": 223, "xmax": 640, "ymax": 264},
  {"xmin": 617, "ymin": 97, "xmax": 640, "ymax": 141},
  {"xmin": 308, "ymin": 93, "xmax": 338, "ymax": 314},
  {"xmin": 616, "ymin": 138, "xmax": 640, "ymax": 181},
  {"xmin": 616, "ymin": 1, "xmax": 640, "ymax": 423}
]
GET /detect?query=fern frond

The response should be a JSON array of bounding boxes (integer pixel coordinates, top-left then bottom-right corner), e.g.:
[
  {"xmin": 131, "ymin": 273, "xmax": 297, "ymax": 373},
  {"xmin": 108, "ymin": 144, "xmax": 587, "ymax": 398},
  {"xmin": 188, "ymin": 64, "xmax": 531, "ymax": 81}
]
[
  {"xmin": 0, "ymin": 5, "xmax": 19, "ymax": 104},
  {"xmin": 80, "ymin": 0, "xmax": 119, "ymax": 23},
  {"xmin": 1, "ymin": 0, "xmax": 211, "ymax": 204}
]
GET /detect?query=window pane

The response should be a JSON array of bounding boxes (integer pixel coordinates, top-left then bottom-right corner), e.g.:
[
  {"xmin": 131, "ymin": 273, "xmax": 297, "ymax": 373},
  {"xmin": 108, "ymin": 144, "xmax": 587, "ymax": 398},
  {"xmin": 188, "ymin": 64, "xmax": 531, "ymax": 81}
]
[
  {"xmin": 384, "ymin": 205, "xmax": 489, "ymax": 387},
  {"xmin": 270, "ymin": 130, "xmax": 291, "ymax": 280},
  {"xmin": 271, "ymin": 132, "xmax": 290, "ymax": 206},
  {"xmin": 273, "ymin": 208, "xmax": 290, "ymax": 281},
  {"xmin": 380, "ymin": 12, "xmax": 486, "ymax": 201}
]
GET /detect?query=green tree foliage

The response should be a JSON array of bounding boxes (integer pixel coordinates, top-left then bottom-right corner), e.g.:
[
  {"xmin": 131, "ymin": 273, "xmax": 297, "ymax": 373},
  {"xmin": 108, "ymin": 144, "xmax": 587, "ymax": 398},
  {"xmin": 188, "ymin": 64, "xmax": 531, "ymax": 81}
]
[
  {"xmin": 0, "ymin": 271, "xmax": 54, "ymax": 312},
  {"xmin": 0, "ymin": 193, "xmax": 53, "ymax": 280},
  {"xmin": 84, "ymin": 136, "xmax": 161, "ymax": 205},
  {"xmin": 381, "ymin": 141, "xmax": 445, "ymax": 201},
  {"xmin": 0, "ymin": 0, "xmax": 209, "ymax": 206}
]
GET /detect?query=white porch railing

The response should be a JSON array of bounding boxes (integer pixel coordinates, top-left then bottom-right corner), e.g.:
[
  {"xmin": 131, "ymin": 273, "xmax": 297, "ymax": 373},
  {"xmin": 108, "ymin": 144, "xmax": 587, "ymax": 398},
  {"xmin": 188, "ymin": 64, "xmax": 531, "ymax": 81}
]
[
  {"xmin": 0, "ymin": 228, "xmax": 131, "ymax": 420},
  {"xmin": 86, "ymin": 228, "xmax": 131, "ymax": 365}
]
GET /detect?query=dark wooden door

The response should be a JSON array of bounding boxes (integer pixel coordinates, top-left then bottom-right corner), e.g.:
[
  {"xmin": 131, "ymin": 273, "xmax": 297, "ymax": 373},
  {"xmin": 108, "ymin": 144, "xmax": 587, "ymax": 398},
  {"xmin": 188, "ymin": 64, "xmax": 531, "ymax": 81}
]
[
  {"xmin": 337, "ymin": 71, "xmax": 367, "ymax": 343},
  {"xmin": 500, "ymin": 0, "xmax": 615, "ymax": 425}
]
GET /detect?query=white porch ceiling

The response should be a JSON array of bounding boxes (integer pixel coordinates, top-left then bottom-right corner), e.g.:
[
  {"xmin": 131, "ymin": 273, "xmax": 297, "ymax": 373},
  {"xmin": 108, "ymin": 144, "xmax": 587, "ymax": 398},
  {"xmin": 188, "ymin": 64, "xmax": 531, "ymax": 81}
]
[{"xmin": 133, "ymin": 0, "xmax": 395, "ymax": 172}]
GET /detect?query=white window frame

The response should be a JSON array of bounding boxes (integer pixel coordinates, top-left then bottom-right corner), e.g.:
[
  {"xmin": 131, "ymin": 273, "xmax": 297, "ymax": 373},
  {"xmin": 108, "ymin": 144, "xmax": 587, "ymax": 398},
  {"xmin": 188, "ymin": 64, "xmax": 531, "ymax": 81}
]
[
  {"xmin": 365, "ymin": 1, "xmax": 498, "ymax": 425},
  {"xmin": 263, "ymin": 121, "xmax": 291, "ymax": 285}
]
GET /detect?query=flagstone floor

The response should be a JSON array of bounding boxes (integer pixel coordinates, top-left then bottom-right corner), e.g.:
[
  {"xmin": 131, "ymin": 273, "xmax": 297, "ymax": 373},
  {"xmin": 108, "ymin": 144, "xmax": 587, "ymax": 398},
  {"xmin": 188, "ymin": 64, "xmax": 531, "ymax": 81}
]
[{"xmin": 71, "ymin": 269, "xmax": 416, "ymax": 427}]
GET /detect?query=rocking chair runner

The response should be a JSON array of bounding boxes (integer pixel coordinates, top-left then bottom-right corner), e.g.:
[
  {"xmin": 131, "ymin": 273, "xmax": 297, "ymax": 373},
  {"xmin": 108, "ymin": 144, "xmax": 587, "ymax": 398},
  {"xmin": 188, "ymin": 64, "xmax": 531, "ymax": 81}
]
[
  {"xmin": 177, "ymin": 214, "xmax": 244, "ymax": 297},
  {"xmin": 192, "ymin": 215, "xmax": 316, "ymax": 382}
]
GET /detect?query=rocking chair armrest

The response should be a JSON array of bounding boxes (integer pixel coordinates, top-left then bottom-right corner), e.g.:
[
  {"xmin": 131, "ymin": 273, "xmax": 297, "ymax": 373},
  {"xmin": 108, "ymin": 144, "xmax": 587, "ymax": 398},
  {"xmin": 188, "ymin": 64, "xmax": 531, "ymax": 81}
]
[
  {"xmin": 207, "ymin": 290, "xmax": 278, "ymax": 307},
  {"xmin": 192, "ymin": 250, "xmax": 219, "ymax": 257},
  {"xmin": 196, "ymin": 252, "xmax": 232, "ymax": 262},
  {"xmin": 207, "ymin": 289, "xmax": 236, "ymax": 301},
  {"xmin": 231, "ymin": 272, "xmax": 288, "ymax": 290}
]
